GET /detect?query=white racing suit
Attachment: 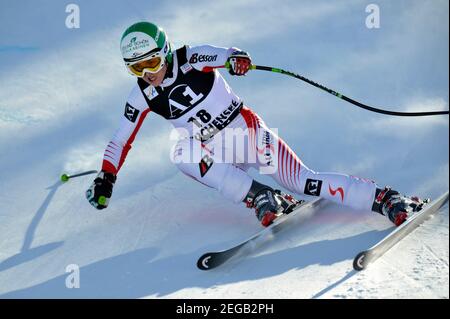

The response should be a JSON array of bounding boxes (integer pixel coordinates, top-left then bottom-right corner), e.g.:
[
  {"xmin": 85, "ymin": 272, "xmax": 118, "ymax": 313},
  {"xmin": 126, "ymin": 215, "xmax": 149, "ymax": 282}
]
[{"xmin": 102, "ymin": 44, "xmax": 377, "ymax": 211}]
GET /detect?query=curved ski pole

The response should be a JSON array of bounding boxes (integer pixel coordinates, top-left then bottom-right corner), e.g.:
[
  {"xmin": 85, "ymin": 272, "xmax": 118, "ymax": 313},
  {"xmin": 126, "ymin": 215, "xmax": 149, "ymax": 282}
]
[
  {"xmin": 250, "ymin": 64, "xmax": 449, "ymax": 116},
  {"xmin": 248, "ymin": 65, "xmax": 449, "ymax": 117},
  {"xmin": 218, "ymin": 63, "xmax": 448, "ymax": 117}
]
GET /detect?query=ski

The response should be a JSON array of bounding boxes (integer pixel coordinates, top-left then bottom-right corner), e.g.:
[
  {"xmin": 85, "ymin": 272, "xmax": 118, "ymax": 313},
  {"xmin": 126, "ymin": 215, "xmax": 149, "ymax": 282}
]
[
  {"xmin": 353, "ymin": 191, "xmax": 449, "ymax": 271},
  {"xmin": 197, "ymin": 197, "xmax": 325, "ymax": 270}
]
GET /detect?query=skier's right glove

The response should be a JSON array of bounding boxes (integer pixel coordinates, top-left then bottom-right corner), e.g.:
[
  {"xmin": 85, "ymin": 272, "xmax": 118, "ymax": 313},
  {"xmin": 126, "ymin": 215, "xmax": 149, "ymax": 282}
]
[{"xmin": 86, "ymin": 170, "xmax": 116, "ymax": 210}]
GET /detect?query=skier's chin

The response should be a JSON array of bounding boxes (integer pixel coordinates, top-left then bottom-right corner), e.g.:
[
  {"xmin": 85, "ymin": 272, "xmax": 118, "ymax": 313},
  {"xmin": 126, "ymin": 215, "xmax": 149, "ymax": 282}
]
[{"xmin": 143, "ymin": 75, "xmax": 160, "ymax": 86}]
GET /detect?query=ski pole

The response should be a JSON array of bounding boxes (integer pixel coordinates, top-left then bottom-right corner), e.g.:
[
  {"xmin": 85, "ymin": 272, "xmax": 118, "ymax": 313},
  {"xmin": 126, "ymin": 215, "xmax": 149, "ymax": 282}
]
[
  {"xmin": 248, "ymin": 64, "xmax": 449, "ymax": 117},
  {"xmin": 60, "ymin": 170, "xmax": 98, "ymax": 182},
  {"xmin": 221, "ymin": 63, "xmax": 449, "ymax": 117}
]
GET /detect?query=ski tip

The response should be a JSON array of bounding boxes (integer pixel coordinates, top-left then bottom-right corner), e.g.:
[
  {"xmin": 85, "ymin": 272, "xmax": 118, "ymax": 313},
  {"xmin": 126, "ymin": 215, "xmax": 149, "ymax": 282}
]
[
  {"xmin": 197, "ymin": 253, "xmax": 213, "ymax": 271},
  {"xmin": 353, "ymin": 251, "xmax": 367, "ymax": 271}
]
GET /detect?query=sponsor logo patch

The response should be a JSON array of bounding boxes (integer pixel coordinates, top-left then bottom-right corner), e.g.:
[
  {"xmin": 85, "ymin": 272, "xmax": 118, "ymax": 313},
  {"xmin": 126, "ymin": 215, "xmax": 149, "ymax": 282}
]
[
  {"xmin": 189, "ymin": 53, "xmax": 218, "ymax": 64},
  {"xmin": 121, "ymin": 35, "xmax": 150, "ymax": 55},
  {"xmin": 304, "ymin": 179, "xmax": 323, "ymax": 196},
  {"xmin": 167, "ymin": 84, "xmax": 205, "ymax": 119},
  {"xmin": 180, "ymin": 62, "xmax": 193, "ymax": 74},
  {"xmin": 124, "ymin": 103, "xmax": 139, "ymax": 122},
  {"xmin": 143, "ymin": 86, "xmax": 159, "ymax": 100},
  {"xmin": 199, "ymin": 154, "xmax": 214, "ymax": 177}
]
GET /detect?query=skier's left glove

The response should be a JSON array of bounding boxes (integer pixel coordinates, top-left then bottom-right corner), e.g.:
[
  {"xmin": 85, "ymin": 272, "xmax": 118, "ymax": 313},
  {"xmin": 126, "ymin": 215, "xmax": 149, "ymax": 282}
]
[
  {"xmin": 226, "ymin": 50, "xmax": 252, "ymax": 76},
  {"xmin": 86, "ymin": 170, "xmax": 116, "ymax": 210}
]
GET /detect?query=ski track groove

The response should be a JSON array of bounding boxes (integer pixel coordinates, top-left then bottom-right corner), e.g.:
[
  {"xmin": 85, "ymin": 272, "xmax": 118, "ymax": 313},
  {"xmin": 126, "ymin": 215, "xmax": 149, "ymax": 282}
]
[
  {"xmin": 129, "ymin": 194, "xmax": 161, "ymax": 251},
  {"xmin": 422, "ymin": 242, "xmax": 449, "ymax": 268},
  {"xmin": 378, "ymin": 257, "xmax": 429, "ymax": 293}
]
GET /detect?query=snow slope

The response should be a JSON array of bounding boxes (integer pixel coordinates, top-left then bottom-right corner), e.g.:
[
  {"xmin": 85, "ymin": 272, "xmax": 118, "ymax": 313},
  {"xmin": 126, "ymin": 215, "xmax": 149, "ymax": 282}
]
[
  {"xmin": 0, "ymin": 171, "xmax": 448, "ymax": 298},
  {"xmin": 0, "ymin": 0, "xmax": 448, "ymax": 299}
]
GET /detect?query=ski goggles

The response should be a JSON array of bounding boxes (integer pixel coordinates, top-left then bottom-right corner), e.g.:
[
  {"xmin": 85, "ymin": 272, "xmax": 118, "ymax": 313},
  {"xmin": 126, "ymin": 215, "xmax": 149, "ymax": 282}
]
[{"xmin": 126, "ymin": 55, "xmax": 164, "ymax": 77}]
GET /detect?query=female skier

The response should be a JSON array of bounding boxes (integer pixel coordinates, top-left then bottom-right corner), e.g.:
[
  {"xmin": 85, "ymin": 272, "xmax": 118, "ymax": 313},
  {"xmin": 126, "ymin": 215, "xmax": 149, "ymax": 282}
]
[{"xmin": 86, "ymin": 22, "xmax": 425, "ymax": 227}]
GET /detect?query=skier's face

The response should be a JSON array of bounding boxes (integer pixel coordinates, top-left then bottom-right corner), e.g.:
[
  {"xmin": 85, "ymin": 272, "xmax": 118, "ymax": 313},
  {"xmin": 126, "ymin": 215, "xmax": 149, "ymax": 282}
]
[{"xmin": 142, "ymin": 63, "xmax": 167, "ymax": 87}]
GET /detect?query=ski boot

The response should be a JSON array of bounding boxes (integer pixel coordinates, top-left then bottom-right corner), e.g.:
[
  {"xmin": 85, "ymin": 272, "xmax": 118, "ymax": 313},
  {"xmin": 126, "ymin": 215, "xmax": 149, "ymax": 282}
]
[
  {"xmin": 372, "ymin": 186, "xmax": 429, "ymax": 226},
  {"xmin": 244, "ymin": 181, "xmax": 303, "ymax": 227}
]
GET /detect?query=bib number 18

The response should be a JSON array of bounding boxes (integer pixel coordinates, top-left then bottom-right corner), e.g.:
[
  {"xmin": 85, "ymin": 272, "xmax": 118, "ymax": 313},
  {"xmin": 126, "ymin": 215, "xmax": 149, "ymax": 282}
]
[{"xmin": 188, "ymin": 109, "xmax": 212, "ymax": 127}]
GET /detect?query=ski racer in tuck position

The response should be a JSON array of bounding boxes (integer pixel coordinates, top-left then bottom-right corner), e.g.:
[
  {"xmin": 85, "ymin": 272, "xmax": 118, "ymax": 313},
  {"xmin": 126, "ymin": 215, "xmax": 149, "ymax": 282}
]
[{"xmin": 86, "ymin": 22, "xmax": 426, "ymax": 227}]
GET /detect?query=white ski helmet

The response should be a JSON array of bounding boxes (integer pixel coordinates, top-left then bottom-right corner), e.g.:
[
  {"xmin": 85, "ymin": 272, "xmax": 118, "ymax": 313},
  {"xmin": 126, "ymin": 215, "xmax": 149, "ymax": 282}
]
[{"xmin": 120, "ymin": 22, "xmax": 172, "ymax": 76}]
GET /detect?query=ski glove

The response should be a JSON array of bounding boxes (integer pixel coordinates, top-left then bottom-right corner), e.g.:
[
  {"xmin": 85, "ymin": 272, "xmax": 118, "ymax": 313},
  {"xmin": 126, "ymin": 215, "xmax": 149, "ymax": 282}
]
[
  {"xmin": 226, "ymin": 50, "xmax": 252, "ymax": 76},
  {"xmin": 86, "ymin": 171, "xmax": 116, "ymax": 210}
]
